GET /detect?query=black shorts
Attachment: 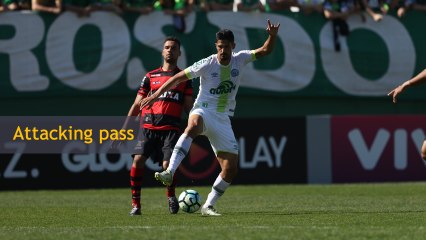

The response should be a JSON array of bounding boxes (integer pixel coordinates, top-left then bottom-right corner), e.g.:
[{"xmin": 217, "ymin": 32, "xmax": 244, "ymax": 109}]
[{"xmin": 133, "ymin": 129, "xmax": 180, "ymax": 163}]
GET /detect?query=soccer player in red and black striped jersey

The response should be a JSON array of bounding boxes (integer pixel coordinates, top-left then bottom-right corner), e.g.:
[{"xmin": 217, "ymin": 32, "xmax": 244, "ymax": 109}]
[{"xmin": 127, "ymin": 36, "xmax": 193, "ymax": 216}]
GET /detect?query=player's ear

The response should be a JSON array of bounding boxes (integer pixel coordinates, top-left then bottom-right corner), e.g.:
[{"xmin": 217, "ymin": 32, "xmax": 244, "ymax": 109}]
[{"xmin": 232, "ymin": 42, "xmax": 236, "ymax": 49}]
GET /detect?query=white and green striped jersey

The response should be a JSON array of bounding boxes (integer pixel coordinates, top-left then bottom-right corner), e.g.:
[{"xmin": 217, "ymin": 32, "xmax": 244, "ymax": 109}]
[{"xmin": 184, "ymin": 50, "xmax": 256, "ymax": 116}]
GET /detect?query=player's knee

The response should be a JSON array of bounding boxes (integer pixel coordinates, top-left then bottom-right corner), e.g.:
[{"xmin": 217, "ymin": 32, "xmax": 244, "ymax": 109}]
[
  {"xmin": 185, "ymin": 120, "xmax": 203, "ymax": 137},
  {"xmin": 185, "ymin": 126, "xmax": 201, "ymax": 138}
]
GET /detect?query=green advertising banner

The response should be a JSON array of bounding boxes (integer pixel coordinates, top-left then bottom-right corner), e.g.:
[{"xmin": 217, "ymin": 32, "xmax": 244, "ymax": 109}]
[{"xmin": 0, "ymin": 10, "xmax": 425, "ymax": 116}]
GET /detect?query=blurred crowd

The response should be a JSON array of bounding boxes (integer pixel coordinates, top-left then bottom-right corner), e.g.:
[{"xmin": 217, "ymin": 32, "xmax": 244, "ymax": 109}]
[
  {"xmin": 1, "ymin": 0, "xmax": 425, "ymax": 46},
  {"xmin": 1, "ymin": 0, "xmax": 425, "ymax": 18}
]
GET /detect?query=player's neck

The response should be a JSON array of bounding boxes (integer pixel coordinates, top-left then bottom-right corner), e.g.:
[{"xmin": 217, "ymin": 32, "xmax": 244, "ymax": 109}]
[
  {"xmin": 162, "ymin": 62, "xmax": 177, "ymax": 71},
  {"xmin": 218, "ymin": 60, "xmax": 230, "ymax": 66},
  {"xmin": 217, "ymin": 56, "xmax": 231, "ymax": 66}
]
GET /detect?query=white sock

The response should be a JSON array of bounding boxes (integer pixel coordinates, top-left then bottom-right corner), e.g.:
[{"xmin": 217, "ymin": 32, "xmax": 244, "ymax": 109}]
[
  {"xmin": 167, "ymin": 133, "xmax": 193, "ymax": 175},
  {"xmin": 203, "ymin": 175, "xmax": 230, "ymax": 208}
]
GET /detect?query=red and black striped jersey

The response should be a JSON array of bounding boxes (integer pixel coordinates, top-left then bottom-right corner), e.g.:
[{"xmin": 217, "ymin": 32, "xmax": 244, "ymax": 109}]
[{"xmin": 138, "ymin": 67, "xmax": 193, "ymax": 131}]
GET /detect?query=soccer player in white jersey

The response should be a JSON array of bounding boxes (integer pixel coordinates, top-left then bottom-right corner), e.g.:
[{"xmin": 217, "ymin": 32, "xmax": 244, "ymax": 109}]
[{"xmin": 140, "ymin": 19, "xmax": 280, "ymax": 216}]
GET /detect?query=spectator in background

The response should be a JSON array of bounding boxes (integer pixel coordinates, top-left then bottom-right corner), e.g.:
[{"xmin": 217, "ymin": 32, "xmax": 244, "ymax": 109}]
[
  {"xmin": 360, "ymin": 0, "xmax": 386, "ymax": 21},
  {"xmin": 323, "ymin": 0, "xmax": 353, "ymax": 52},
  {"xmin": 412, "ymin": 0, "xmax": 426, "ymax": 10},
  {"xmin": 396, "ymin": 0, "xmax": 426, "ymax": 18},
  {"xmin": 1, "ymin": 0, "xmax": 11, "ymax": 11},
  {"xmin": 121, "ymin": 0, "xmax": 154, "ymax": 14},
  {"xmin": 20, "ymin": 0, "xmax": 32, "ymax": 8},
  {"xmin": 297, "ymin": 0, "xmax": 324, "ymax": 14},
  {"xmin": 91, "ymin": 0, "xmax": 122, "ymax": 14},
  {"xmin": 203, "ymin": 0, "xmax": 233, "ymax": 11},
  {"xmin": 195, "ymin": 0, "xmax": 208, "ymax": 10},
  {"xmin": 260, "ymin": 0, "xmax": 298, "ymax": 11},
  {"xmin": 63, "ymin": 0, "xmax": 93, "ymax": 16},
  {"xmin": 32, "ymin": 0, "xmax": 62, "ymax": 14},
  {"xmin": 153, "ymin": 0, "xmax": 193, "ymax": 32},
  {"xmin": 395, "ymin": 0, "xmax": 413, "ymax": 17},
  {"xmin": 382, "ymin": 0, "xmax": 391, "ymax": 12},
  {"xmin": 154, "ymin": 0, "xmax": 193, "ymax": 14},
  {"xmin": 233, "ymin": 0, "xmax": 265, "ymax": 12},
  {"xmin": 1, "ymin": 0, "xmax": 19, "ymax": 11}
]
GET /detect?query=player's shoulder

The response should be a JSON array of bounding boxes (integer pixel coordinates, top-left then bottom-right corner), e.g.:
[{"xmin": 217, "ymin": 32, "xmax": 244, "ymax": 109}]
[
  {"xmin": 193, "ymin": 54, "xmax": 215, "ymax": 67},
  {"xmin": 232, "ymin": 50, "xmax": 253, "ymax": 57},
  {"xmin": 233, "ymin": 50, "xmax": 255, "ymax": 63}
]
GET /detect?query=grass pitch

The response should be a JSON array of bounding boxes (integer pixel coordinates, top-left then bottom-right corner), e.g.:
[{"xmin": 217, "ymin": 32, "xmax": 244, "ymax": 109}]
[{"xmin": 1, "ymin": 183, "xmax": 426, "ymax": 240}]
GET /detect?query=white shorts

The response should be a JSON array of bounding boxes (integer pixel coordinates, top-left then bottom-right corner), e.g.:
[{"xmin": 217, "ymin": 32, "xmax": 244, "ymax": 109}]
[{"xmin": 190, "ymin": 106, "xmax": 239, "ymax": 155}]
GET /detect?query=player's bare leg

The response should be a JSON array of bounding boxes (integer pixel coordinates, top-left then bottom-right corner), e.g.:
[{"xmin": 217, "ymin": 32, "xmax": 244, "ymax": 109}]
[
  {"xmin": 421, "ymin": 140, "xmax": 426, "ymax": 161},
  {"xmin": 202, "ymin": 152, "xmax": 238, "ymax": 216}
]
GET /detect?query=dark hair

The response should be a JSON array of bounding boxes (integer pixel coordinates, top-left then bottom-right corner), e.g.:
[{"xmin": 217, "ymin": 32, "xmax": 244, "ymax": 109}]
[
  {"xmin": 216, "ymin": 29, "xmax": 234, "ymax": 42},
  {"xmin": 164, "ymin": 36, "xmax": 181, "ymax": 49}
]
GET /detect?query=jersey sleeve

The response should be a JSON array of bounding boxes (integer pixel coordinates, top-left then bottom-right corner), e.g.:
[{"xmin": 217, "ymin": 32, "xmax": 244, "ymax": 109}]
[
  {"xmin": 137, "ymin": 74, "xmax": 150, "ymax": 97},
  {"xmin": 235, "ymin": 50, "xmax": 256, "ymax": 65},
  {"xmin": 184, "ymin": 56, "xmax": 212, "ymax": 79}
]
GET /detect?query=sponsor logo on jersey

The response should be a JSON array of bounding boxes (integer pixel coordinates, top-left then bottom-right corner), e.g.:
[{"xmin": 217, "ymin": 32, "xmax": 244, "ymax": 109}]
[
  {"xmin": 209, "ymin": 81, "xmax": 236, "ymax": 95},
  {"xmin": 193, "ymin": 57, "xmax": 210, "ymax": 67},
  {"xmin": 152, "ymin": 81, "xmax": 161, "ymax": 85},
  {"xmin": 231, "ymin": 69, "xmax": 239, "ymax": 77},
  {"xmin": 159, "ymin": 91, "xmax": 181, "ymax": 100},
  {"xmin": 151, "ymin": 74, "xmax": 162, "ymax": 77},
  {"xmin": 211, "ymin": 72, "xmax": 218, "ymax": 78}
]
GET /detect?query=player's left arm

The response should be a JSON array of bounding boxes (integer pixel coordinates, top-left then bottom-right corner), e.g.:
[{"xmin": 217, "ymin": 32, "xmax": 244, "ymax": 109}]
[
  {"xmin": 253, "ymin": 19, "xmax": 280, "ymax": 59},
  {"xmin": 140, "ymin": 70, "xmax": 189, "ymax": 110}
]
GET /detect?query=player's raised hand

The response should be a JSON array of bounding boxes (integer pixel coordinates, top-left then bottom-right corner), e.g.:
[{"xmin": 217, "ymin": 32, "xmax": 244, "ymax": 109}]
[{"xmin": 266, "ymin": 19, "xmax": 280, "ymax": 37}]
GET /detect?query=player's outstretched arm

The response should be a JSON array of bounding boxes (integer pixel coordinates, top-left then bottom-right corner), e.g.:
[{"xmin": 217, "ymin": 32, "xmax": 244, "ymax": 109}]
[
  {"xmin": 140, "ymin": 70, "xmax": 189, "ymax": 109},
  {"xmin": 110, "ymin": 93, "xmax": 143, "ymax": 150},
  {"xmin": 254, "ymin": 19, "xmax": 280, "ymax": 59},
  {"xmin": 118, "ymin": 94, "xmax": 143, "ymax": 131},
  {"xmin": 388, "ymin": 68, "xmax": 426, "ymax": 103},
  {"xmin": 128, "ymin": 94, "xmax": 143, "ymax": 117}
]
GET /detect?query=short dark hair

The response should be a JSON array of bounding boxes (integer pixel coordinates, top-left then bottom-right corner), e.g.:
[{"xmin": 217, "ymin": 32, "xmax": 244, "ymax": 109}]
[
  {"xmin": 164, "ymin": 36, "xmax": 181, "ymax": 49},
  {"xmin": 216, "ymin": 29, "xmax": 234, "ymax": 42}
]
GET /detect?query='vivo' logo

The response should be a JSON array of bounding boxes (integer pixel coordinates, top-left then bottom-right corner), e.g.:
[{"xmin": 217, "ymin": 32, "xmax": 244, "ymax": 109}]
[{"xmin": 348, "ymin": 128, "xmax": 425, "ymax": 170}]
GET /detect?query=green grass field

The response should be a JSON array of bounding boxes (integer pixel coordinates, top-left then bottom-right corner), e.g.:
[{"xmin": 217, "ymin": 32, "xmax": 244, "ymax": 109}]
[{"xmin": 1, "ymin": 183, "xmax": 426, "ymax": 240}]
